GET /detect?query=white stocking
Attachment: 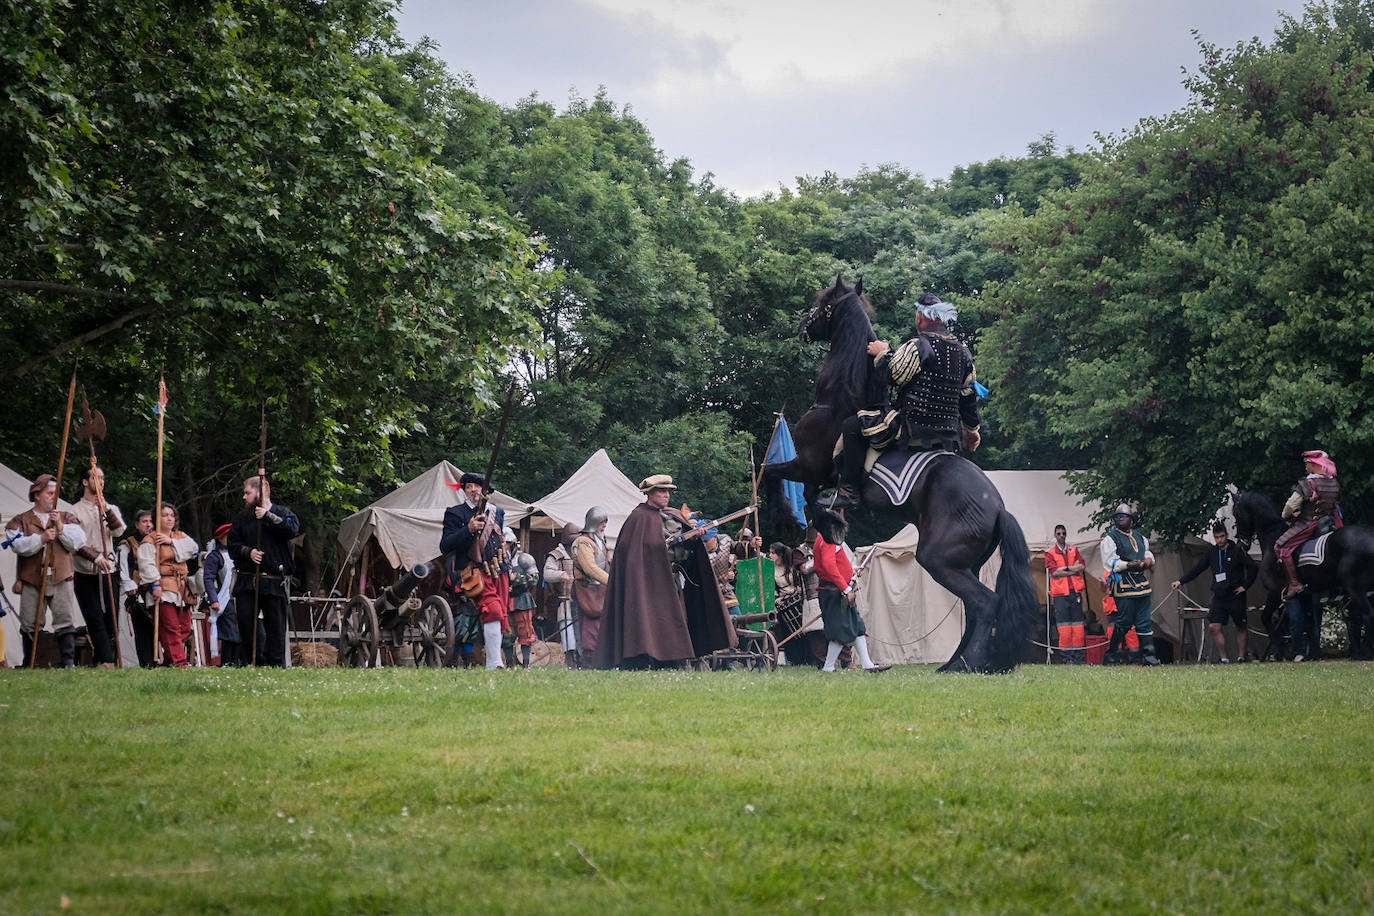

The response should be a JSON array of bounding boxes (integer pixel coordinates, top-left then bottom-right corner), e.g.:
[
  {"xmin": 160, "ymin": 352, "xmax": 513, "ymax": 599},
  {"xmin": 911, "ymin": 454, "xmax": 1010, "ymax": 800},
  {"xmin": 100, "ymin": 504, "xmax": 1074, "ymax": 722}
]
[
  {"xmin": 483, "ymin": 620, "xmax": 504, "ymax": 669},
  {"xmin": 854, "ymin": 634, "xmax": 875, "ymax": 670},
  {"xmin": 823, "ymin": 640, "xmax": 843, "ymax": 672}
]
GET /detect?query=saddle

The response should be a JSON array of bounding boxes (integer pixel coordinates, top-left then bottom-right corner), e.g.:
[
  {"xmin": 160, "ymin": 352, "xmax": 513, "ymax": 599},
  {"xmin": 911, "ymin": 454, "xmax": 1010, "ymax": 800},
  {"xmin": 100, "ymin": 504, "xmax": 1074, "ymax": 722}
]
[
  {"xmin": 1296, "ymin": 532, "xmax": 1333, "ymax": 567},
  {"xmin": 864, "ymin": 448, "xmax": 955, "ymax": 507}
]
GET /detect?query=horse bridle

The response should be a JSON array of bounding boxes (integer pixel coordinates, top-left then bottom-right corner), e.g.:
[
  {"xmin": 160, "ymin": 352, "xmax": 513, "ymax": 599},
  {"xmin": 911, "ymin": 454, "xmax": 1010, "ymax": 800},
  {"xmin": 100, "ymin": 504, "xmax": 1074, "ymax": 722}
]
[{"xmin": 800, "ymin": 286, "xmax": 860, "ymax": 344}]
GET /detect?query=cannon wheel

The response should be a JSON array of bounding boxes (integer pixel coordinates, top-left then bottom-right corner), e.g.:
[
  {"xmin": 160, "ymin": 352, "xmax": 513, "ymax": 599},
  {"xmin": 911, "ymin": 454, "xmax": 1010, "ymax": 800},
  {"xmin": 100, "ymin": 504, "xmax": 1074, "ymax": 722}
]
[
  {"xmin": 736, "ymin": 628, "xmax": 778, "ymax": 672},
  {"xmin": 411, "ymin": 595, "xmax": 455, "ymax": 668},
  {"xmin": 339, "ymin": 596, "xmax": 381, "ymax": 667},
  {"xmin": 748, "ymin": 629, "xmax": 779, "ymax": 671}
]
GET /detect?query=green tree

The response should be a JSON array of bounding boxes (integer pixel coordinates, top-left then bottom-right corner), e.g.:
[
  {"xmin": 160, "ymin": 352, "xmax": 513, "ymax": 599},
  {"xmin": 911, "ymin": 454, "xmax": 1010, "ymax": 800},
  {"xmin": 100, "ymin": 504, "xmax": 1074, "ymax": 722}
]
[
  {"xmin": 979, "ymin": 0, "xmax": 1374, "ymax": 539},
  {"xmin": 1, "ymin": 0, "xmax": 547, "ymax": 561}
]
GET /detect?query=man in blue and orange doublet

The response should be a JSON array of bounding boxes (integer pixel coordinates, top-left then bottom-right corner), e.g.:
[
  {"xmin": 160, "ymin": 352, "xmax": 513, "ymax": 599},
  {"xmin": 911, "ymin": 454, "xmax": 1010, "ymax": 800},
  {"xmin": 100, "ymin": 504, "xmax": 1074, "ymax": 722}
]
[{"xmin": 1045, "ymin": 524, "xmax": 1087, "ymax": 665}]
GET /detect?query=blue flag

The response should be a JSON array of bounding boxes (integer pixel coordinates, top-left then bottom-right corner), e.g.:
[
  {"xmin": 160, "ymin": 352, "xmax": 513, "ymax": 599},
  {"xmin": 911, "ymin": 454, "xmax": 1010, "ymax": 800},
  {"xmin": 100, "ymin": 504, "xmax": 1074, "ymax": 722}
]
[{"xmin": 765, "ymin": 417, "xmax": 808, "ymax": 529}]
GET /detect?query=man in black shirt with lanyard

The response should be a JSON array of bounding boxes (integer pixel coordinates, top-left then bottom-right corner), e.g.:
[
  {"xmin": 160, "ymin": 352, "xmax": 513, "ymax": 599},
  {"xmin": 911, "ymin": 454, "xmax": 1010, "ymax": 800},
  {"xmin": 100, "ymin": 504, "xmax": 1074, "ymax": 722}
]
[{"xmin": 1173, "ymin": 521, "xmax": 1257, "ymax": 663}]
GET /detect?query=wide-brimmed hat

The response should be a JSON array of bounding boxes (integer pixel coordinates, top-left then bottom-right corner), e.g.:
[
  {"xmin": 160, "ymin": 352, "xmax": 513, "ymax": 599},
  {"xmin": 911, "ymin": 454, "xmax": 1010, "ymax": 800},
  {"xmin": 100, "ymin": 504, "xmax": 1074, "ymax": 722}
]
[
  {"xmin": 639, "ymin": 474, "xmax": 677, "ymax": 492},
  {"xmin": 28, "ymin": 474, "xmax": 55, "ymax": 500},
  {"xmin": 213, "ymin": 523, "xmax": 232, "ymax": 541}
]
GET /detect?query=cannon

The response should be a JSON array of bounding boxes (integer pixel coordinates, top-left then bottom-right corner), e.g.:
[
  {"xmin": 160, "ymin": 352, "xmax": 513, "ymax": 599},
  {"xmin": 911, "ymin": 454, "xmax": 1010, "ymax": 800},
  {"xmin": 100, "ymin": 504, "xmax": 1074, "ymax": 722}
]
[
  {"xmin": 338, "ymin": 562, "xmax": 455, "ymax": 668},
  {"xmin": 704, "ymin": 611, "xmax": 779, "ymax": 671}
]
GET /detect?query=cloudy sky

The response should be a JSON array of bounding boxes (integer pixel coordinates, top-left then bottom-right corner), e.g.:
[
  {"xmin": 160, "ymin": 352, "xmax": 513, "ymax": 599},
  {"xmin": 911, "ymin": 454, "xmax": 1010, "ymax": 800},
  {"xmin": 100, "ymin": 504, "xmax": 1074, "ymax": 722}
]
[{"xmin": 394, "ymin": 0, "xmax": 1309, "ymax": 197}]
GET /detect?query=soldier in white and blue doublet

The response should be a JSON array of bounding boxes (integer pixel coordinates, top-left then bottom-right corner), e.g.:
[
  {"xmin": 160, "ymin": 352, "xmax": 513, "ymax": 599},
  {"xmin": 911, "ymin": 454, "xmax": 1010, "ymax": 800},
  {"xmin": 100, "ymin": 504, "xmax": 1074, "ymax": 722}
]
[{"xmin": 1100, "ymin": 504, "xmax": 1159, "ymax": 666}]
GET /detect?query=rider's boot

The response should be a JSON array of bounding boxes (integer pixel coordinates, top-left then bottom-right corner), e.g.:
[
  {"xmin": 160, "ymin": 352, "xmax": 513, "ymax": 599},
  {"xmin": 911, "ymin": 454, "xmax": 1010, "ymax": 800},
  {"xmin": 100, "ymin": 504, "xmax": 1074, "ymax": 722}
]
[
  {"xmin": 1282, "ymin": 555, "xmax": 1305, "ymax": 599},
  {"xmin": 830, "ymin": 425, "xmax": 867, "ymax": 509}
]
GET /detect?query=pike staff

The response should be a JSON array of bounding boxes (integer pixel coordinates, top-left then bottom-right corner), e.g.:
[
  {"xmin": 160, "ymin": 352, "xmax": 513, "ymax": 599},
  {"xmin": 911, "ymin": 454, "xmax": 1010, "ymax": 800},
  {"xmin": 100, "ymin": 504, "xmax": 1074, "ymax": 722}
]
[
  {"xmin": 76, "ymin": 388, "xmax": 123, "ymax": 668},
  {"xmin": 30, "ymin": 366, "xmax": 79, "ymax": 668},
  {"xmin": 747, "ymin": 444, "xmax": 766, "ymax": 609},
  {"xmin": 151, "ymin": 374, "xmax": 167, "ymax": 664},
  {"xmin": 251, "ymin": 403, "xmax": 266, "ymax": 668}
]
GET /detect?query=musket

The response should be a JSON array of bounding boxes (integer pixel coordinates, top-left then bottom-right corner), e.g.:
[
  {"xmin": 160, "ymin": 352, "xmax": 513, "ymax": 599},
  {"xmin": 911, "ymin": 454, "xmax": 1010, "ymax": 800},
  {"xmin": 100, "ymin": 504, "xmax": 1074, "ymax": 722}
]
[
  {"xmin": 774, "ymin": 542, "xmax": 879, "ymax": 650},
  {"xmin": 76, "ymin": 388, "xmax": 123, "ymax": 667},
  {"xmin": 666, "ymin": 504, "xmax": 759, "ymax": 548},
  {"xmin": 251, "ymin": 402, "xmax": 267, "ymax": 668},
  {"xmin": 30, "ymin": 366, "xmax": 78, "ymax": 668}
]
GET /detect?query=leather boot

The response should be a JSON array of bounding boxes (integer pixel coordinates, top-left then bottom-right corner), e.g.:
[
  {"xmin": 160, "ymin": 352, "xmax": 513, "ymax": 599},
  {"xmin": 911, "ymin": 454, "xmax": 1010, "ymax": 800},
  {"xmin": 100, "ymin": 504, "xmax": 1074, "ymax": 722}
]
[
  {"xmin": 1282, "ymin": 555, "xmax": 1305, "ymax": 599},
  {"xmin": 1138, "ymin": 636, "xmax": 1161, "ymax": 667},
  {"xmin": 58, "ymin": 632, "xmax": 77, "ymax": 669},
  {"xmin": 21, "ymin": 632, "xmax": 34, "ymax": 668},
  {"xmin": 565, "ymin": 649, "xmax": 579, "ymax": 670},
  {"xmin": 831, "ymin": 426, "xmax": 867, "ymax": 508},
  {"xmin": 1103, "ymin": 627, "xmax": 1124, "ymax": 666}
]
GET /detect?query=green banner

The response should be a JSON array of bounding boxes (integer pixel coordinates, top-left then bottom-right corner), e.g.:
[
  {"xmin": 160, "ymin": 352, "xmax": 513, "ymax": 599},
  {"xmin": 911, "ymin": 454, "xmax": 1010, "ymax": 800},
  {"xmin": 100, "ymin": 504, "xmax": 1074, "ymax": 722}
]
[{"xmin": 733, "ymin": 557, "xmax": 775, "ymax": 630}]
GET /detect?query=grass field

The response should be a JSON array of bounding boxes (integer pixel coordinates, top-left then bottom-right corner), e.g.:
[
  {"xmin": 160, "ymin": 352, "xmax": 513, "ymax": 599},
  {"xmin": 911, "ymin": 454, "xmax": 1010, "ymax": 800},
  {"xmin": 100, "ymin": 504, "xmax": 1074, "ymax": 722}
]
[{"xmin": 3, "ymin": 661, "xmax": 1373, "ymax": 914}]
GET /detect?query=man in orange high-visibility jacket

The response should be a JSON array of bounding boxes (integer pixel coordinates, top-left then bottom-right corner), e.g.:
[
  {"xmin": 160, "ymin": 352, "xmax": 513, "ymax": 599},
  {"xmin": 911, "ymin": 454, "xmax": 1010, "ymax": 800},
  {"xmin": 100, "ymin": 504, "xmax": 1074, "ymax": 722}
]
[{"xmin": 1045, "ymin": 524, "xmax": 1087, "ymax": 664}]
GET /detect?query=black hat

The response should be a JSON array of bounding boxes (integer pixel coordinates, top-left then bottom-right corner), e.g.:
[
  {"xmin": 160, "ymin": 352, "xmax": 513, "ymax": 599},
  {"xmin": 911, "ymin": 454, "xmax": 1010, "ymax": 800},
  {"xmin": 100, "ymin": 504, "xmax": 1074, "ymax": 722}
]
[{"xmin": 459, "ymin": 472, "xmax": 486, "ymax": 487}]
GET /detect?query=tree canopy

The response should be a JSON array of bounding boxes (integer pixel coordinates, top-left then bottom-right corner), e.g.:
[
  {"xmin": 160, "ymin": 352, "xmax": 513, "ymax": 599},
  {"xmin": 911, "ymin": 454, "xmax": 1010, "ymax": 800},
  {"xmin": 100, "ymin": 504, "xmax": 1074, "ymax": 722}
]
[
  {"xmin": 4, "ymin": 0, "xmax": 1371, "ymax": 574},
  {"xmin": 978, "ymin": 0, "xmax": 1374, "ymax": 539}
]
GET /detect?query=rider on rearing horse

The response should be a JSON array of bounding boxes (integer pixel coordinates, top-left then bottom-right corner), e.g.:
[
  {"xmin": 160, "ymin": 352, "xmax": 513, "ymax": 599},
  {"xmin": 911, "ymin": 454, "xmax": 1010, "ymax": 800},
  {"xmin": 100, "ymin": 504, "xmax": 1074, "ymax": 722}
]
[
  {"xmin": 1275, "ymin": 449, "xmax": 1342, "ymax": 598},
  {"xmin": 832, "ymin": 293, "xmax": 981, "ymax": 507}
]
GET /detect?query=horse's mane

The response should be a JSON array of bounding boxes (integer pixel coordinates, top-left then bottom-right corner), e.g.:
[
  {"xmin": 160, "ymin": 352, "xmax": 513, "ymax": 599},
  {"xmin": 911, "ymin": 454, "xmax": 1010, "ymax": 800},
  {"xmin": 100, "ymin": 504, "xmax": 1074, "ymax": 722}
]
[
  {"xmin": 811, "ymin": 284, "xmax": 878, "ymax": 412},
  {"xmin": 1234, "ymin": 489, "xmax": 1284, "ymax": 538}
]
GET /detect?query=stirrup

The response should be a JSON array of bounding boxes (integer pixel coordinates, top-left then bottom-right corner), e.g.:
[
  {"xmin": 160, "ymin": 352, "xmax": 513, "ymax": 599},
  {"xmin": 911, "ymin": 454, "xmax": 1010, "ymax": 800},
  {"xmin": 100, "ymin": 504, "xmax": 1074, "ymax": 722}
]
[{"xmin": 827, "ymin": 486, "xmax": 861, "ymax": 509}]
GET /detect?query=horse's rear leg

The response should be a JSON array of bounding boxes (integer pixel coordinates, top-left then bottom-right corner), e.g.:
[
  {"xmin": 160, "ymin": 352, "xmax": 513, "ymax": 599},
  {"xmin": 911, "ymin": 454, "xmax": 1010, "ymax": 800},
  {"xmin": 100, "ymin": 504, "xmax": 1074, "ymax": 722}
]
[{"xmin": 924, "ymin": 563, "xmax": 997, "ymax": 673}]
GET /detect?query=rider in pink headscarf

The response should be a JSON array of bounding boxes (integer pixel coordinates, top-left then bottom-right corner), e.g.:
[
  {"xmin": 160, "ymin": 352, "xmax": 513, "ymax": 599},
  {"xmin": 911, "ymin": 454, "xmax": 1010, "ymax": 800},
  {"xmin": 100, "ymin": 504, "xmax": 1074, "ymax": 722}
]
[{"xmin": 1275, "ymin": 449, "xmax": 1343, "ymax": 598}]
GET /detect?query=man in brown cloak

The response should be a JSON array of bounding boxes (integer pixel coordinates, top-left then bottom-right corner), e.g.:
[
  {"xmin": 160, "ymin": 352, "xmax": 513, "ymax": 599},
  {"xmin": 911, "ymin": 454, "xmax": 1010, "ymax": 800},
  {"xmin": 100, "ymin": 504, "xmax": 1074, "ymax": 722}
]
[{"xmin": 590, "ymin": 475, "xmax": 737, "ymax": 669}]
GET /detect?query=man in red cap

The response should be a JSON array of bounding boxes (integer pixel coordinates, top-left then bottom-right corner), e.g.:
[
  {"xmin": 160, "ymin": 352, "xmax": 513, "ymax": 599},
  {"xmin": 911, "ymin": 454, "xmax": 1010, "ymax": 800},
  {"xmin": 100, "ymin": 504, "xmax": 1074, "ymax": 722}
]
[
  {"xmin": 203, "ymin": 522, "xmax": 240, "ymax": 665},
  {"xmin": 4, "ymin": 474, "xmax": 87, "ymax": 667},
  {"xmin": 1275, "ymin": 449, "xmax": 1342, "ymax": 599}
]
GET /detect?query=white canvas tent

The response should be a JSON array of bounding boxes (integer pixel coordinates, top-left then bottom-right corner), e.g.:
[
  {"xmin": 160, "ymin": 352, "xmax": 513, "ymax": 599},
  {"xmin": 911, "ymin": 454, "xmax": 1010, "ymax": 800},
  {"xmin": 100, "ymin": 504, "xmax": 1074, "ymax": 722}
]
[
  {"xmin": 503, "ymin": 448, "xmax": 644, "ymax": 545},
  {"xmin": 335, "ymin": 461, "xmax": 527, "ymax": 573},
  {"xmin": 856, "ymin": 470, "xmax": 1201, "ymax": 665}
]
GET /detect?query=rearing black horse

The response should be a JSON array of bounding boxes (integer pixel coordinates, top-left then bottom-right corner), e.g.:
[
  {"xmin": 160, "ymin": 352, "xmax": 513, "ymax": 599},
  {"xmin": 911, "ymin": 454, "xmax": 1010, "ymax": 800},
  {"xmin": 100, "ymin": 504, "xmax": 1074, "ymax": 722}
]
[
  {"xmin": 1233, "ymin": 488, "xmax": 1374, "ymax": 659},
  {"xmin": 764, "ymin": 276, "xmax": 1036, "ymax": 673}
]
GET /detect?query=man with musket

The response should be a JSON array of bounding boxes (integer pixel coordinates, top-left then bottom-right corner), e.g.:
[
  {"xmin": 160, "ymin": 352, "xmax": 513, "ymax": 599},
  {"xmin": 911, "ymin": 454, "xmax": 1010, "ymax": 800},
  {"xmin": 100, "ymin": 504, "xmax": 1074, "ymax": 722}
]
[
  {"xmin": 5, "ymin": 474, "xmax": 87, "ymax": 667},
  {"xmin": 227, "ymin": 474, "xmax": 299, "ymax": 667},
  {"xmin": 441, "ymin": 471, "xmax": 510, "ymax": 670},
  {"xmin": 590, "ymin": 474, "xmax": 737, "ymax": 669}
]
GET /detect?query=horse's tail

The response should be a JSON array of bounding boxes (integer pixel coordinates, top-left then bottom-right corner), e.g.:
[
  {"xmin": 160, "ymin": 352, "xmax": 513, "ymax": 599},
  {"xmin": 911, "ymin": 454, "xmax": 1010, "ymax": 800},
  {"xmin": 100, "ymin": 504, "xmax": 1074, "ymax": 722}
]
[{"xmin": 989, "ymin": 508, "xmax": 1036, "ymax": 673}]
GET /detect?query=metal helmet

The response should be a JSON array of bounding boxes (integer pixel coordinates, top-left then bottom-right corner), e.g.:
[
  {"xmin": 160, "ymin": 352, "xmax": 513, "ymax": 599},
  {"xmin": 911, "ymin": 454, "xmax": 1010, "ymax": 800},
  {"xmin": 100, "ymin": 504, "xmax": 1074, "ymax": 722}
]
[
  {"xmin": 515, "ymin": 552, "xmax": 538, "ymax": 575},
  {"xmin": 503, "ymin": 526, "xmax": 518, "ymax": 543},
  {"xmin": 584, "ymin": 506, "xmax": 609, "ymax": 530}
]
